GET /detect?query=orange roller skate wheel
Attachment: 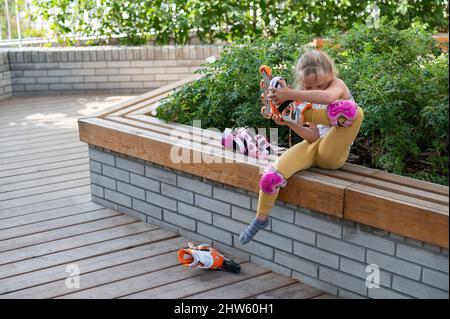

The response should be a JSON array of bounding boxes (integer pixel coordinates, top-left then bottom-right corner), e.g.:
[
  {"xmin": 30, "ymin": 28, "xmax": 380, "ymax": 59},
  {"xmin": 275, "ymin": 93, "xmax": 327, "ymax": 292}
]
[{"xmin": 259, "ymin": 65, "xmax": 272, "ymax": 77}]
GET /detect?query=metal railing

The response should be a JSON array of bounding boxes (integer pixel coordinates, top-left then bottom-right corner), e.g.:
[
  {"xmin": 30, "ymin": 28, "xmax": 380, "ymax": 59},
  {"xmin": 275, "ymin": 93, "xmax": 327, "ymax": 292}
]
[
  {"xmin": 1, "ymin": 0, "xmax": 23, "ymax": 44},
  {"xmin": 0, "ymin": 0, "xmax": 42, "ymax": 47}
]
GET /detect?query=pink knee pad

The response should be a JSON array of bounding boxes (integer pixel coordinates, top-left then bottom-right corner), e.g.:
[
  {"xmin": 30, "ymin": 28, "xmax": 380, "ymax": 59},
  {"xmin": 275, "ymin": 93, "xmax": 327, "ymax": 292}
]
[
  {"xmin": 327, "ymin": 100, "xmax": 358, "ymax": 127},
  {"xmin": 259, "ymin": 165, "xmax": 287, "ymax": 195}
]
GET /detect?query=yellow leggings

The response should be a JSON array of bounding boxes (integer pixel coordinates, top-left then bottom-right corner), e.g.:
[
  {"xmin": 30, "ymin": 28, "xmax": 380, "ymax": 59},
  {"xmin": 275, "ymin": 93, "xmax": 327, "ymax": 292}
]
[{"xmin": 256, "ymin": 106, "xmax": 364, "ymax": 218}]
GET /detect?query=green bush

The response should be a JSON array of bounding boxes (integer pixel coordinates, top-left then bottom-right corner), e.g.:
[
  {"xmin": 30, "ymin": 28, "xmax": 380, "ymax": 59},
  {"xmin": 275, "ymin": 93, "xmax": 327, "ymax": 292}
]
[
  {"xmin": 156, "ymin": 23, "xmax": 449, "ymax": 185},
  {"xmin": 29, "ymin": 0, "xmax": 449, "ymax": 45},
  {"xmin": 156, "ymin": 30, "xmax": 313, "ymax": 146},
  {"xmin": 324, "ymin": 22, "xmax": 448, "ymax": 184}
]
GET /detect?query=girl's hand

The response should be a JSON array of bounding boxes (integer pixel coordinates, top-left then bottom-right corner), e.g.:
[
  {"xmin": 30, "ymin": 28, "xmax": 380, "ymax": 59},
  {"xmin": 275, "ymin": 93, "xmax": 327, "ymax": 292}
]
[
  {"xmin": 306, "ymin": 122, "xmax": 319, "ymax": 133},
  {"xmin": 272, "ymin": 114, "xmax": 288, "ymax": 126},
  {"xmin": 268, "ymin": 81, "xmax": 292, "ymax": 106}
]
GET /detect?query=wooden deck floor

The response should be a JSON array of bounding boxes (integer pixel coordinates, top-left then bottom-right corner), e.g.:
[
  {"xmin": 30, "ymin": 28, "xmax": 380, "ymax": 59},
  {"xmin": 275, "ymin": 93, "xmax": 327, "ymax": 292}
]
[{"xmin": 0, "ymin": 95, "xmax": 334, "ymax": 299}]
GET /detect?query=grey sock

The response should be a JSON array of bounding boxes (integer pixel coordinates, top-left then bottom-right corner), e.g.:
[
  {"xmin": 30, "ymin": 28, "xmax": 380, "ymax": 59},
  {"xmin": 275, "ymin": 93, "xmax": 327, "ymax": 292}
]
[{"xmin": 239, "ymin": 218, "xmax": 269, "ymax": 245}]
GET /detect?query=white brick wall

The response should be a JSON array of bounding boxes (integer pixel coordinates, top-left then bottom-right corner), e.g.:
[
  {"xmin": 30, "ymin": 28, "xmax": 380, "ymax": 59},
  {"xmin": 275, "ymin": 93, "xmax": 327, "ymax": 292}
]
[
  {"xmin": 0, "ymin": 51, "xmax": 12, "ymax": 100},
  {"xmin": 4, "ymin": 45, "xmax": 223, "ymax": 96},
  {"xmin": 88, "ymin": 145, "xmax": 450, "ymax": 299}
]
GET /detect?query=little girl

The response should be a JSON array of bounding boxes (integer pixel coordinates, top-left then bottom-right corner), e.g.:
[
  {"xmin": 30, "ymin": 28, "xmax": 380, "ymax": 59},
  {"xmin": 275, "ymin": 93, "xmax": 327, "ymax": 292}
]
[{"xmin": 239, "ymin": 50, "xmax": 364, "ymax": 244}]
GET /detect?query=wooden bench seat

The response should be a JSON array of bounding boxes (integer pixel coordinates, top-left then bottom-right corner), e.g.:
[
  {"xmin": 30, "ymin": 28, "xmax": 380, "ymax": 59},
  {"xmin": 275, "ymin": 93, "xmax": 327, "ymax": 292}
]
[{"xmin": 79, "ymin": 76, "xmax": 449, "ymax": 248}]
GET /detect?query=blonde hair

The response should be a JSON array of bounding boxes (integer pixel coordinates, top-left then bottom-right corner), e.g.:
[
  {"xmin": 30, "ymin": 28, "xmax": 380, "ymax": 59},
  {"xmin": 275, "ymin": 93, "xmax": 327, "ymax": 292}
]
[{"xmin": 294, "ymin": 50, "xmax": 338, "ymax": 89}]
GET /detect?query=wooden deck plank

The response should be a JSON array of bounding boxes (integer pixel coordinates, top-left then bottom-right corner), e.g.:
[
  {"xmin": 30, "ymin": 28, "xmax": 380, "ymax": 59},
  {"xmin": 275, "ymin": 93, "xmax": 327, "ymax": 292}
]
[
  {"xmin": 11, "ymin": 251, "xmax": 182, "ymax": 299},
  {"xmin": 309, "ymin": 167, "xmax": 368, "ymax": 183},
  {"xmin": 345, "ymin": 184, "xmax": 449, "ymax": 248},
  {"xmin": 0, "ymin": 94, "xmax": 135, "ymax": 112},
  {"xmin": 313, "ymin": 293, "xmax": 340, "ymax": 299},
  {"xmin": 0, "ymin": 170, "xmax": 90, "ymax": 193},
  {"xmin": 0, "ymin": 138, "xmax": 82, "ymax": 156},
  {"xmin": 185, "ymin": 272, "xmax": 298, "ymax": 299},
  {"xmin": 0, "ymin": 125, "xmax": 74, "ymax": 137},
  {"xmin": 340, "ymin": 163, "xmax": 379, "ymax": 176},
  {"xmin": 0, "ymin": 162, "xmax": 89, "ymax": 185},
  {"xmin": 0, "ymin": 185, "xmax": 91, "ymax": 210},
  {"xmin": 0, "ymin": 107, "xmax": 81, "ymax": 120},
  {"xmin": 106, "ymin": 92, "xmax": 171, "ymax": 118},
  {"xmin": 250, "ymin": 282, "xmax": 325, "ymax": 299},
  {"xmin": 0, "ymin": 104, "xmax": 92, "ymax": 119},
  {"xmin": 347, "ymin": 183, "xmax": 448, "ymax": 215},
  {"xmin": 0, "ymin": 128, "xmax": 77, "ymax": 143},
  {"xmin": 0, "ymin": 219, "xmax": 146, "ymax": 266},
  {"xmin": 0, "ymin": 208, "xmax": 110, "ymax": 240},
  {"xmin": 119, "ymin": 262, "xmax": 268, "ymax": 299},
  {"xmin": 0, "ymin": 146, "xmax": 87, "ymax": 168},
  {"xmin": 98, "ymin": 75, "xmax": 199, "ymax": 118},
  {"xmin": 0, "ymin": 132, "xmax": 80, "ymax": 149},
  {"xmin": 0, "ymin": 157, "xmax": 88, "ymax": 179},
  {"xmin": 0, "ymin": 97, "xmax": 136, "ymax": 122},
  {"xmin": 0, "ymin": 229, "xmax": 177, "ymax": 280},
  {"xmin": 341, "ymin": 163, "xmax": 448, "ymax": 196},
  {"xmin": 0, "ymin": 178, "xmax": 90, "ymax": 202},
  {"xmin": 0, "ymin": 194, "xmax": 93, "ymax": 220},
  {"xmin": 0, "ymin": 210, "xmax": 123, "ymax": 252},
  {"xmin": 0, "ymin": 94, "xmax": 103, "ymax": 111},
  {"xmin": 371, "ymin": 170, "xmax": 449, "ymax": 196},
  {"xmin": 0, "ymin": 201, "xmax": 105, "ymax": 230},
  {"xmin": 359, "ymin": 176, "xmax": 448, "ymax": 206},
  {"xmin": 0, "ymin": 237, "xmax": 184, "ymax": 296},
  {"xmin": 59, "ymin": 264, "xmax": 236, "ymax": 299},
  {"xmin": 0, "ymin": 112, "xmax": 79, "ymax": 125},
  {"xmin": 0, "ymin": 100, "xmax": 77, "ymax": 113},
  {"xmin": 0, "ymin": 141, "xmax": 84, "ymax": 160}
]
